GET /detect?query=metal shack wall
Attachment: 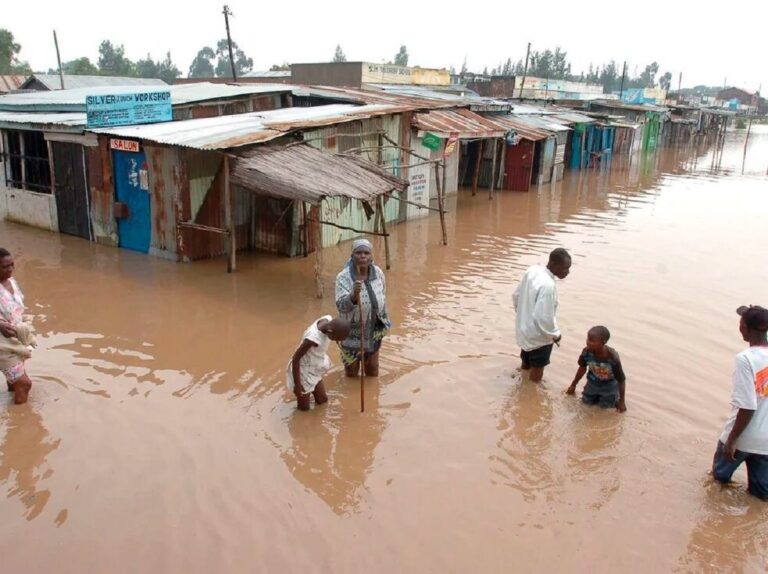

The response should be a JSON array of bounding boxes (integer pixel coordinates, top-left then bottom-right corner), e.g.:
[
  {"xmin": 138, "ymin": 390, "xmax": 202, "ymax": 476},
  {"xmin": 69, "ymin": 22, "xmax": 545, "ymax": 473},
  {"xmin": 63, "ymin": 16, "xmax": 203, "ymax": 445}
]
[
  {"xmin": 144, "ymin": 145, "xmax": 184, "ymax": 260},
  {"xmin": 305, "ymin": 115, "xmax": 404, "ymax": 248},
  {"xmin": 88, "ymin": 136, "xmax": 117, "ymax": 245}
]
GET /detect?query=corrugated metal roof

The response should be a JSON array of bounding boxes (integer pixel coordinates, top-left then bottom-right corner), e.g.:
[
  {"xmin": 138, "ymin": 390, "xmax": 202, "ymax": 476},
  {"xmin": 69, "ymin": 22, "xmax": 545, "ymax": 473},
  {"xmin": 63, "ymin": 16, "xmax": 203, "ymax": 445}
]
[
  {"xmin": 90, "ymin": 104, "xmax": 407, "ymax": 150},
  {"xmin": 412, "ymin": 109, "xmax": 506, "ymax": 138},
  {"xmin": 230, "ymin": 144, "xmax": 407, "ymax": 205},
  {"xmin": 517, "ymin": 115, "xmax": 571, "ymax": 133},
  {"xmin": 22, "ymin": 74, "xmax": 167, "ymax": 91},
  {"xmin": 370, "ymin": 84, "xmax": 511, "ymax": 112},
  {"xmin": 0, "ymin": 82, "xmax": 294, "ymax": 112},
  {"xmin": 550, "ymin": 112, "xmax": 596, "ymax": 124},
  {"xmin": 242, "ymin": 70, "xmax": 291, "ymax": 78},
  {"xmin": 294, "ymin": 85, "xmax": 455, "ymax": 111},
  {"xmin": 0, "ymin": 75, "xmax": 27, "ymax": 94},
  {"xmin": 0, "ymin": 111, "xmax": 87, "ymax": 130},
  {"xmin": 492, "ymin": 115, "xmax": 550, "ymax": 141}
]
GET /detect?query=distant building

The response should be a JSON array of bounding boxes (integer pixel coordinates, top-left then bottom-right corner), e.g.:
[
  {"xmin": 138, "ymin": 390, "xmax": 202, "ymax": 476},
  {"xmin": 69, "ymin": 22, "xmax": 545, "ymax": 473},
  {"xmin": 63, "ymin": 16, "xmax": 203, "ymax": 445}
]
[
  {"xmin": 518, "ymin": 77, "xmax": 604, "ymax": 101},
  {"xmin": 290, "ymin": 62, "xmax": 450, "ymax": 88},
  {"xmin": 0, "ymin": 75, "xmax": 27, "ymax": 94},
  {"xmin": 716, "ymin": 87, "xmax": 759, "ymax": 113},
  {"xmin": 20, "ymin": 74, "xmax": 167, "ymax": 91}
]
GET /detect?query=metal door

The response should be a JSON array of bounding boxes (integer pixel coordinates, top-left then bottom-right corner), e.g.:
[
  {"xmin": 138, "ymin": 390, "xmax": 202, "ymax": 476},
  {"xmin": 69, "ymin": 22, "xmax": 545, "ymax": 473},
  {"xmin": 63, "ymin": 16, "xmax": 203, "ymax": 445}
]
[
  {"xmin": 53, "ymin": 142, "xmax": 91, "ymax": 239},
  {"xmin": 504, "ymin": 140, "xmax": 534, "ymax": 191},
  {"xmin": 113, "ymin": 149, "xmax": 151, "ymax": 253}
]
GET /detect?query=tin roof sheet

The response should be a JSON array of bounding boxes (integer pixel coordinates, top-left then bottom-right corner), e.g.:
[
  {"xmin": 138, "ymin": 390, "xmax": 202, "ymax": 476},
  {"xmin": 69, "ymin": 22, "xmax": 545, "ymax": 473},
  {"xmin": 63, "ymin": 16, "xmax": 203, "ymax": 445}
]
[
  {"xmin": 0, "ymin": 75, "xmax": 27, "ymax": 94},
  {"xmin": 0, "ymin": 82, "xmax": 294, "ymax": 112},
  {"xmin": 492, "ymin": 115, "xmax": 550, "ymax": 141},
  {"xmin": 90, "ymin": 104, "xmax": 406, "ymax": 150},
  {"xmin": 230, "ymin": 144, "xmax": 407, "ymax": 205},
  {"xmin": 412, "ymin": 109, "xmax": 506, "ymax": 138},
  {"xmin": 22, "ymin": 74, "xmax": 166, "ymax": 91},
  {"xmin": 0, "ymin": 111, "xmax": 87, "ymax": 130}
]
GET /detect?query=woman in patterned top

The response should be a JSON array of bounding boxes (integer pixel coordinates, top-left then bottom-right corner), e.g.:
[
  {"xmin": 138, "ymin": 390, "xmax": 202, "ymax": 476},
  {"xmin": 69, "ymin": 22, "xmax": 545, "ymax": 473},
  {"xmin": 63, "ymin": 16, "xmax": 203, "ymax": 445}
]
[{"xmin": 0, "ymin": 248, "xmax": 33, "ymax": 404}]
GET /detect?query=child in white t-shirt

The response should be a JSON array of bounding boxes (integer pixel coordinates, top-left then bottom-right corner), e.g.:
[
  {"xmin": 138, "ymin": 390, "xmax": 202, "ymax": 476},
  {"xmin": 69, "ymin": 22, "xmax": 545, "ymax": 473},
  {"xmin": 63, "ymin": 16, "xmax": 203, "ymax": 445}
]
[{"xmin": 287, "ymin": 316, "xmax": 350, "ymax": 411}]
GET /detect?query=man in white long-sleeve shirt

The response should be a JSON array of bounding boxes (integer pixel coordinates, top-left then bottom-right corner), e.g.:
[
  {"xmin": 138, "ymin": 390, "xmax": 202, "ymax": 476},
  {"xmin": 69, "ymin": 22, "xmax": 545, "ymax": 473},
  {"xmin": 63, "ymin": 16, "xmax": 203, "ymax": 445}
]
[{"xmin": 513, "ymin": 248, "xmax": 572, "ymax": 382}]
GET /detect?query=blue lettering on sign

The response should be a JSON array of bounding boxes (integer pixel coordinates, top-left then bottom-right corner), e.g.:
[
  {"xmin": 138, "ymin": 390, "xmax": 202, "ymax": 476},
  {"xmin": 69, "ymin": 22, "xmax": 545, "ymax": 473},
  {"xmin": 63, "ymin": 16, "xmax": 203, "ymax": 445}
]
[{"xmin": 86, "ymin": 90, "xmax": 172, "ymax": 129}]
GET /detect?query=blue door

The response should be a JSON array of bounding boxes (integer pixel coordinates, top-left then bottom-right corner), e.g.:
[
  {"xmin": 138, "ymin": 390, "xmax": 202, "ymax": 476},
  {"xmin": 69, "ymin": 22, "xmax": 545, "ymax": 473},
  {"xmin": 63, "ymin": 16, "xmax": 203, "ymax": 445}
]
[{"xmin": 113, "ymin": 149, "xmax": 151, "ymax": 253}]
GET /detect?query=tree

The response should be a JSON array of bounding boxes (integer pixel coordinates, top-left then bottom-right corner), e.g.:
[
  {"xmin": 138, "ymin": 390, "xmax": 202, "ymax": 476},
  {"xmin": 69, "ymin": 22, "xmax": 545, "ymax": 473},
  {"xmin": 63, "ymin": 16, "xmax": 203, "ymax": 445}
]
[
  {"xmin": 394, "ymin": 45, "xmax": 408, "ymax": 67},
  {"xmin": 638, "ymin": 61, "xmax": 659, "ymax": 88},
  {"xmin": 188, "ymin": 47, "xmax": 215, "ymax": 78},
  {"xmin": 214, "ymin": 39, "xmax": 253, "ymax": 77},
  {"xmin": 599, "ymin": 60, "xmax": 620, "ymax": 93},
  {"xmin": 157, "ymin": 52, "xmax": 181, "ymax": 83},
  {"xmin": 0, "ymin": 28, "xmax": 31, "ymax": 74},
  {"xmin": 269, "ymin": 62, "xmax": 290, "ymax": 71},
  {"xmin": 333, "ymin": 44, "xmax": 347, "ymax": 63},
  {"xmin": 57, "ymin": 57, "xmax": 98, "ymax": 75},
  {"xmin": 483, "ymin": 66, "xmax": 489, "ymax": 76},
  {"xmin": 502, "ymin": 57, "xmax": 513, "ymax": 77},
  {"xmin": 135, "ymin": 53, "xmax": 159, "ymax": 79},
  {"xmin": 98, "ymin": 40, "xmax": 135, "ymax": 76},
  {"xmin": 659, "ymin": 71, "xmax": 672, "ymax": 91},
  {"xmin": 460, "ymin": 56, "xmax": 467, "ymax": 76}
]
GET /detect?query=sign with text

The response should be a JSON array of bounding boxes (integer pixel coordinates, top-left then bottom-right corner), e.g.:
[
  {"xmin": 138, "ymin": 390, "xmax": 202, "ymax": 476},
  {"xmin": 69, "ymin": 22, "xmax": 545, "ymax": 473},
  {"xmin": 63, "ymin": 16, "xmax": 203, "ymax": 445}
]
[
  {"xmin": 86, "ymin": 90, "xmax": 172, "ymax": 129},
  {"xmin": 110, "ymin": 138, "xmax": 140, "ymax": 153}
]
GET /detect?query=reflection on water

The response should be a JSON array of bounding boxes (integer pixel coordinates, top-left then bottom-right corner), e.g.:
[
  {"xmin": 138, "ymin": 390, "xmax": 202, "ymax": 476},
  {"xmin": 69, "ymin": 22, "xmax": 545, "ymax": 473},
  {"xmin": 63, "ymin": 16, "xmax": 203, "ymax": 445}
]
[
  {"xmin": 0, "ymin": 127, "xmax": 766, "ymax": 572},
  {"xmin": 0, "ymin": 406, "xmax": 60, "ymax": 520}
]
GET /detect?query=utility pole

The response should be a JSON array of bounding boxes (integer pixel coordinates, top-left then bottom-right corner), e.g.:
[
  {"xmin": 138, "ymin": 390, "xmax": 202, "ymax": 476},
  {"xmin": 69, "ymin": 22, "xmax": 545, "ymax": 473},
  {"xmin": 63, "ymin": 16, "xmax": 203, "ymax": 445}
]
[
  {"xmin": 223, "ymin": 5, "xmax": 237, "ymax": 82},
  {"xmin": 678, "ymin": 72, "xmax": 683, "ymax": 101},
  {"xmin": 518, "ymin": 42, "xmax": 531, "ymax": 99},
  {"xmin": 618, "ymin": 61, "xmax": 627, "ymax": 101},
  {"xmin": 53, "ymin": 30, "xmax": 65, "ymax": 89}
]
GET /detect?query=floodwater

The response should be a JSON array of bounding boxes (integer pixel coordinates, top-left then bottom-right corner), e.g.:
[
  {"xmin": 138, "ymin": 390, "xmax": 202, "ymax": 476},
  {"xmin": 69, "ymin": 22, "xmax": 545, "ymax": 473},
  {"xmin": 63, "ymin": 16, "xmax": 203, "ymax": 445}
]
[{"xmin": 1, "ymin": 126, "xmax": 767, "ymax": 573}]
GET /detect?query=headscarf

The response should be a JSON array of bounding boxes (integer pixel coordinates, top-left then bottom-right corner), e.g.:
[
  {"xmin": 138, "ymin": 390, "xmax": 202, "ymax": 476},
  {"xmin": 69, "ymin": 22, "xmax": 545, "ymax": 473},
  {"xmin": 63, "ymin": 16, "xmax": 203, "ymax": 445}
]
[{"xmin": 351, "ymin": 238, "xmax": 373, "ymax": 254}]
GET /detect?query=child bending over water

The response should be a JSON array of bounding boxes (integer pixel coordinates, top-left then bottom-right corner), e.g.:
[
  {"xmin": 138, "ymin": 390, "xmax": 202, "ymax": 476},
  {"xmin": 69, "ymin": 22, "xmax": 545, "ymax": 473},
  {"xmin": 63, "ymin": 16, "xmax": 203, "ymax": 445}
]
[
  {"xmin": 567, "ymin": 326, "xmax": 627, "ymax": 412},
  {"xmin": 287, "ymin": 315, "xmax": 350, "ymax": 411}
]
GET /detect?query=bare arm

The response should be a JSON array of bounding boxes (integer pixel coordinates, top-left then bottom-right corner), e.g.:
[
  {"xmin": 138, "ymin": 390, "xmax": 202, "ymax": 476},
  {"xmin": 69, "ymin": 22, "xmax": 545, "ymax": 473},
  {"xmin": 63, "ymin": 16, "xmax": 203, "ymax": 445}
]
[
  {"xmin": 291, "ymin": 339, "xmax": 317, "ymax": 396},
  {"xmin": 567, "ymin": 365, "xmax": 586, "ymax": 394},
  {"xmin": 724, "ymin": 409, "xmax": 755, "ymax": 461},
  {"xmin": 0, "ymin": 320, "xmax": 16, "ymax": 338}
]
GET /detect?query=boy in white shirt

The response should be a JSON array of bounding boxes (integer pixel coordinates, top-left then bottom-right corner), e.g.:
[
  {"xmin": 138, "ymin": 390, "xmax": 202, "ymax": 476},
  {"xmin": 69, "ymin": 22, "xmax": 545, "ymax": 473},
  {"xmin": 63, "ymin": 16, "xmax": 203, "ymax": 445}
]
[
  {"xmin": 287, "ymin": 316, "xmax": 350, "ymax": 411},
  {"xmin": 713, "ymin": 305, "xmax": 768, "ymax": 500}
]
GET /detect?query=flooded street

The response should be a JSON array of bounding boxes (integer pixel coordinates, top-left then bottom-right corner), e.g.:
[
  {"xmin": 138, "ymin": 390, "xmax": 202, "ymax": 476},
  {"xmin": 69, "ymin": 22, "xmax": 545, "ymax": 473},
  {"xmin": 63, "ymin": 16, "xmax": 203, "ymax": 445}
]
[{"xmin": 1, "ymin": 126, "xmax": 767, "ymax": 573}]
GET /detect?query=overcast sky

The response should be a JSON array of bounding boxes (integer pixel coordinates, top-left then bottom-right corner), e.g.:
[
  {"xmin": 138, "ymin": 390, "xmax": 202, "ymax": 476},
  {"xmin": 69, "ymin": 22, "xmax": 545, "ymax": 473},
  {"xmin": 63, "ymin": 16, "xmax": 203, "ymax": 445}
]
[{"xmin": 6, "ymin": 0, "xmax": 767, "ymax": 92}]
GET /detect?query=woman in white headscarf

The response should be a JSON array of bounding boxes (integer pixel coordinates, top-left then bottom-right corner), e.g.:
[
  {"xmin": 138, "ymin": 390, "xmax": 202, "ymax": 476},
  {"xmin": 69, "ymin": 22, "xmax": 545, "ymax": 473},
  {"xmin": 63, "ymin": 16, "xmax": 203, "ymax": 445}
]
[{"xmin": 335, "ymin": 238, "xmax": 391, "ymax": 376}]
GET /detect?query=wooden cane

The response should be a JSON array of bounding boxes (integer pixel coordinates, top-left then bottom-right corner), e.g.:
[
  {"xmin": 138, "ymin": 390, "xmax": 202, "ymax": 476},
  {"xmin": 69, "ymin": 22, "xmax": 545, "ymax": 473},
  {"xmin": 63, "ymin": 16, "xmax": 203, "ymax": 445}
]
[{"xmin": 358, "ymin": 265, "xmax": 365, "ymax": 413}]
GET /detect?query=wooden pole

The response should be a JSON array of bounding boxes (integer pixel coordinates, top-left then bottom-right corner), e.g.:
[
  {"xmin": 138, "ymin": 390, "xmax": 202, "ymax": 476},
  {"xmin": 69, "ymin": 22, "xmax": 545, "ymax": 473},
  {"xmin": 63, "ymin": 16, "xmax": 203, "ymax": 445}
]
[
  {"xmin": 223, "ymin": 155, "xmax": 235, "ymax": 273},
  {"xmin": 378, "ymin": 195, "xmax": 391, "ymax": 270},
  {"xmin": 435, "ymin": 160, "xmax": 448, "ymax": 246},
  {"xmin": 46, "ymin": 140, "xmax": 55, "ymax": 194},
  {"xmin": 489, "ymin": 140, "xmax": 498, "ymax": 200},
  {"xmin": 19, "ymin": 133, "xmax": 26, "ymax": 189},
  {"xmin": 53, "ymin": 31, "xmax": 65, "ymax": 89},
  {"xmin": 301, "ymin": 201, "xmax": 309, "ymax": 257},
  {"xmin": 471, "ymin": 140, "xmax": 484, "ymax": 196},
  {"xmin": 518, "ymin": 42, "xmax": 531, "ymax": 99},
  {"xmin": 358, "ymin": 264, "xmax": 365, "ymax": 413},
  {"xmin": 222, "ymin": 5, "xmax": 237, "ymax": 82},
  {"xmin": 314, "ymin": 203, "xmax": 324, "ymax": 298}
]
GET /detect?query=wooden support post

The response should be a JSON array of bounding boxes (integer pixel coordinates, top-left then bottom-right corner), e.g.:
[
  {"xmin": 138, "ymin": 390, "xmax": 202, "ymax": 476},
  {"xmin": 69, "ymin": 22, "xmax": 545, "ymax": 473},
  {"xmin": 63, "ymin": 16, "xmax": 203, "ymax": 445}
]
[
  {"xmin": 301, "ymin": 201, "xmax": 309, "ymax": 257},
  {"xmin": 314, "ymin": 203, "xmax": 324, "ymax": 299},
  {"xmin": 378, "ymin": 195, "xmax": 391, "ymax": 270},
  {"xmin": 471, "ymin": 140, "xmax": 484, "ymax": 196},
  {"xmin": 46, "ymin": 140, "xmax": 55, "ymax": 194},
  {"xmin": 223, "ymin": 155, "xmax": 236, "ymax": 273},
  {"xmin": 435, "ymin": 161, "xmax": 448, "ymax": 246},
  {"xmin": 489, "ymin": 140, "xmax": 498, "ymax": 200},
  {"xmin": 19, "ymin": 133, "xmax": 26, "ymax": 189}
]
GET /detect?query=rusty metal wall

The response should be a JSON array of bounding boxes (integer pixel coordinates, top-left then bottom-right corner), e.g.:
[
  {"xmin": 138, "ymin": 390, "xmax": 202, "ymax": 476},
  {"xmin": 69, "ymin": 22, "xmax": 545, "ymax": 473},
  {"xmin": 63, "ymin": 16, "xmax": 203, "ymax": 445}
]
[
  {"xmin": 145, "ymin": 145, "xmax": 183, "ymax": 257},
  {"xmin": 88, "ymin": 136, "xmax": 117, "ymax": 246}
]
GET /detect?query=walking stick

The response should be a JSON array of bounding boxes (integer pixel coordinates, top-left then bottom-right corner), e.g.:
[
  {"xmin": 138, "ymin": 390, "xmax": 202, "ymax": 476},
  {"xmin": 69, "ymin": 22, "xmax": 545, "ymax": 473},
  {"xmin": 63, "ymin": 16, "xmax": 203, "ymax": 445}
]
[{"xmin": 358, "ymin": 266, "xmax": 365, "ymax": 413}]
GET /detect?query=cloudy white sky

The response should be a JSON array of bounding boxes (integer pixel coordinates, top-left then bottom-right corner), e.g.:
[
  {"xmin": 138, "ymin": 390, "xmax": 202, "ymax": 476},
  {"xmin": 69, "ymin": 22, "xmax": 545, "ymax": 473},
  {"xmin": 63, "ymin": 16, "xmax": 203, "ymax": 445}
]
[{"xmin": 6, "ymin": 0, "xmax": 767, "ymax": 92}]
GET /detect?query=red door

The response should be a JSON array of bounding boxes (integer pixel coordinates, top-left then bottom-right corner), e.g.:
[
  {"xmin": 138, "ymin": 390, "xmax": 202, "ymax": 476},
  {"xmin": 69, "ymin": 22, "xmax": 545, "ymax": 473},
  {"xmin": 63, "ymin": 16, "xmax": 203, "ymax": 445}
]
[{"xmin": 504, "ymin": 139, "xmax": 534, "ymax": 191}]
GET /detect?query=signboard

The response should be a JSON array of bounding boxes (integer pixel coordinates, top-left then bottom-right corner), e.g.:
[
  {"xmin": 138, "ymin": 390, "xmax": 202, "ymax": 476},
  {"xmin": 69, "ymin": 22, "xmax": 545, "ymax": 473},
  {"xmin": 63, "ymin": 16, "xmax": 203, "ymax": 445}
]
[
  {"xmin": 421, "ymin": 132, "xmax": 442, "ymax": 151},
  {"xmin": 86, "ymin": 90, "xmax": 172, "ymax": 129},
  {"xmin": 443, "ymin": 133, "xmax": 459, "ymax": 157},
  {"xmin": 110, "ymin": 138, "xmax": 140, "ymax": 153},
  {"xmin": 361, "ymin": 63, "xmax": 412, "ymax": 85}
]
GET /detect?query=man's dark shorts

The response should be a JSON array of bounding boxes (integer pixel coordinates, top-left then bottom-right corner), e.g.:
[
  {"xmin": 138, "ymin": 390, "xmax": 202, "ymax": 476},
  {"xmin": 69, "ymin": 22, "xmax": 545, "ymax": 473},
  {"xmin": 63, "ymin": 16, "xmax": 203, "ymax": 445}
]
[{"xmin": 520, "ymin": 344, "xmax": 554, "ymax": 368}]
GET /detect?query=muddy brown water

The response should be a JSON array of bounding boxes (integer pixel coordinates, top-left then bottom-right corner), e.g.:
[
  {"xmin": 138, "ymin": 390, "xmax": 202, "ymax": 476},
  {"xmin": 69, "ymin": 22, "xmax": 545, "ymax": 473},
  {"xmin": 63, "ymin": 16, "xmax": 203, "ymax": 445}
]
[{"xmin": 1, "ymin": 127, "xmax": 767, "ymax": 573}]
